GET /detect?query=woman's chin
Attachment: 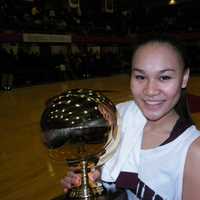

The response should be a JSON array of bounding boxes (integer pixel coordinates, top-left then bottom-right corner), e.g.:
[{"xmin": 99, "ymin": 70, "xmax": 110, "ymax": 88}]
[{"xmin": 142, "ymin": 108, "xmax": 164, "ymax": 122}]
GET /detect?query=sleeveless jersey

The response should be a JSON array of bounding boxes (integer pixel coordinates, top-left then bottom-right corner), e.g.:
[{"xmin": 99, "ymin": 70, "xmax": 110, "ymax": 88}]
[{"xmin": 101, "ymin": 101, "xmax": 200, "ymax": 200}]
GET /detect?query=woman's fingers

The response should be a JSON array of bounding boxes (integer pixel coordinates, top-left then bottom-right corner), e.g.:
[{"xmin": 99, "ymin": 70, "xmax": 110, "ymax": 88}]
[
  {"xmin": 60, "ymin": 178, "xmax": 71, "ymax": 193},
  {"xmin": 88, "ymin": 168, "xmax": 101, "ymax": 181},
  {"xmin": 61, "ymin": 167, "xmax": 101, "ymax": 193},
  {"xmin": 61, "ymin": 171, "xmax": 81, "ymax": 193}
]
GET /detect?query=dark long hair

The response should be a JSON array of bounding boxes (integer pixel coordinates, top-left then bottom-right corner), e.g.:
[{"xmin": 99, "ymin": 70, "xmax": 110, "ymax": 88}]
[{"xmin": 132, "ymin": 34, "xmax": 194, "ymax": 123}]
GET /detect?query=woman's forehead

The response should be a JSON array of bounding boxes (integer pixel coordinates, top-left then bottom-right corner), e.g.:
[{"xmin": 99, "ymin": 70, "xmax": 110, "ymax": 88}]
[
  {"xmin": 135, "ymin": 42, "xmax": 177, "ymax": 56},
  {"xmin": 132, "ymin": 42, "xmax": 184, "ymax": 69}
]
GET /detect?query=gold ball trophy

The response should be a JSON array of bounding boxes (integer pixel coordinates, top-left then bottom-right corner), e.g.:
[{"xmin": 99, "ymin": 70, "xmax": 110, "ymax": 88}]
[{"xmin": 41, "ymin": 89, "xmax": 118, "ymax": 200}]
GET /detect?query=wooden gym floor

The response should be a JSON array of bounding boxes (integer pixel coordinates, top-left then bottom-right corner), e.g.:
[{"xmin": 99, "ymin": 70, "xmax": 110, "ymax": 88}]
[{"xmin": 0, "ymin": 73, "xmax": 200, "ymax": 200}]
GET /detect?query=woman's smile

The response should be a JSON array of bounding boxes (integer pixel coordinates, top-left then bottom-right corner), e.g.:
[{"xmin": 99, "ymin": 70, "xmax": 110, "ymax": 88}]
[{"xmin": 142, "ymin": 99, "xmax": 165, "ymax": 110}]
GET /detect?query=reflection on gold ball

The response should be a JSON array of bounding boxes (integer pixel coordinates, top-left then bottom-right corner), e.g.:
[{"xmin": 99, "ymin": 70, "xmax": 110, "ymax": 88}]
[{"xmin": 41, "ymin": 89, "xmax": 117, "ymax": 163}]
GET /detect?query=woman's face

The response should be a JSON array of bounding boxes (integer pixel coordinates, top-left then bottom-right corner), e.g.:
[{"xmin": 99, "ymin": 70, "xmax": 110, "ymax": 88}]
[{"xmin": 130, "ymin": 42, "xmax": 189, "ymax": 122}]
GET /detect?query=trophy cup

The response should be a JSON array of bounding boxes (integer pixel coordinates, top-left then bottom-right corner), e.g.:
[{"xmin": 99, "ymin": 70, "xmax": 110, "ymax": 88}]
[{"xmin": 41, "ymin": 89, "xmax": 118, "ymax": 200}]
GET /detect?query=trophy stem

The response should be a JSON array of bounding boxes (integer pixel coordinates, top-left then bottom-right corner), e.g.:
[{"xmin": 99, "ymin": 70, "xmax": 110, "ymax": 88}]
[
  {"xmin": 69, "ymin": 159, "xmax": 94, "ymax": 199},
  {"xmin": 79, "ymin": 160, "xmax": 93, "ymax": 200}
]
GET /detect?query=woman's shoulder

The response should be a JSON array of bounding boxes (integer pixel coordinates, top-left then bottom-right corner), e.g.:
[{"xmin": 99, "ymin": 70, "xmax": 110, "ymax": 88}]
[
  {"xmin": 187, "ymin": 132, "xmax": 200, "ymax": 159},
  {"xmin": 184, "ymin": 127, "xmax": 200, "ymax": 174},
  {"xmin": 183, "ymin": 133, "xmax": 200, "ymax": 199}
]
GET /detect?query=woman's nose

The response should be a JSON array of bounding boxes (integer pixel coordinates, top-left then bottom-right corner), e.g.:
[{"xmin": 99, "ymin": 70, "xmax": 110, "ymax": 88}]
[{"xmin": 144, "ymin": 80, "xmax": 160, "ymax": 96}]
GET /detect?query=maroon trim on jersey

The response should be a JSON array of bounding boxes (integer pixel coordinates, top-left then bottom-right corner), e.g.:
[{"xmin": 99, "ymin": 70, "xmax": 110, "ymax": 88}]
[
  {"xmin": 116, "ymin": 172, "xmax": 164, "ymax": 199},
  {"xmin": 160, "ymin": 118, "xmax": 193, "ymax": 146},
  {"xmin": 115, "ymin": 172, "xmax": 138, "ymax": 193}
]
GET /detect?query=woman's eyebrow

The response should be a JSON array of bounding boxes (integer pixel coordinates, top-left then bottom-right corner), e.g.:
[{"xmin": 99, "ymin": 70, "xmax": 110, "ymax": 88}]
[
  {"xmin": 133, "ymin": 68, "xmax": 176, "ymax": 73},
  {"xmin": 160, "ymin": 69, "xmax": 176, "ymax": 73},
  {"xmin": 132, "ymin": 68, "xmax": 145, "ymax": 73}
]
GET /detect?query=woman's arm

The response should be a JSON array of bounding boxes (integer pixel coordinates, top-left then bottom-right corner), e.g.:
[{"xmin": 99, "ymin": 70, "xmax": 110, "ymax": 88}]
[{"xmin": 183, "ymin": 137, "xmax": 200, "ymax": 200}]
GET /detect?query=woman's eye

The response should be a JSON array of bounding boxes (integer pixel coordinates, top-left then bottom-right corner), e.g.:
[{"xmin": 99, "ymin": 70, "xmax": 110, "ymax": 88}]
[
  {"xmin": 160, "ymin": 76, "xmax": 171, "ymax": 81},
  {"xmin": 135, "ymin": 75, "xmax": 145, "ymax": 80}
]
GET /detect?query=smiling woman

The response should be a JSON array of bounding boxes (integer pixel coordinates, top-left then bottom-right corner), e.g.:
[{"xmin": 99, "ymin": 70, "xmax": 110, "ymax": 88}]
[
  {"xmin": 102, "ymin": 36, "xmax": 200, "ymax": 200},
  {"xmin": 130, "ymin": 38, "xmax": 189, "ymax": 123},
  {"xmin": 60, "ymin": 35, "xmax": 200, "ymax": 200}
]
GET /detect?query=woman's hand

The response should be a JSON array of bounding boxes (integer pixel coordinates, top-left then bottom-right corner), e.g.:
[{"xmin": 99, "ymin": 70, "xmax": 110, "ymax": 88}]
[
  {"xmin": 61, "ymin": 169, "xmax": 81, "ymax": 193},
  {"xmin": 61, "ymin": 166, "xmax": 101, "ymax": 193}
]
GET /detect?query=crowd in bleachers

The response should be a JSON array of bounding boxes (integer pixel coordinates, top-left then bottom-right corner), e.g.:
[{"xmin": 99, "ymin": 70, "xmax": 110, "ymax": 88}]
[
  {"xmin": 0, "ymin": 0, "xmax": 133, "ymax": 35},
  {"xmin": 1, "ymin": 0, "xmax": 200, "ymax": 35},
  {"xmin": 1, "ymin": 0, "xmax": 200, "ymax": 91},
  {"xmin": 0, "ymin": 0, "xmax": 200, "ymax": 35},
  {"xmin": 0, "ymin": 45, "xmax": 131, "ymax": 90},
  {"xmin": 1, "ymin": 40, "xmax": 200, "ymax": 91}
]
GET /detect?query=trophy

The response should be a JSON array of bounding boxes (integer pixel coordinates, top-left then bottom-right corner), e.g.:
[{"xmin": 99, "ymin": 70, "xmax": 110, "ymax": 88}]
[{"xmin": 41, "ymin": 89, "xmax": 118, "ymax": 200}]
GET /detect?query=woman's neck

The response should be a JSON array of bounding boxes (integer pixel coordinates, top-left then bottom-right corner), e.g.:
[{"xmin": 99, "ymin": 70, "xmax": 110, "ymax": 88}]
[
  {"xmin": 146, "ymin": 110, "xmax": 179, "ymax": 132},
  {"xmin": 142, "ymin": 111, "xmax": 179, "ymax": 149}
]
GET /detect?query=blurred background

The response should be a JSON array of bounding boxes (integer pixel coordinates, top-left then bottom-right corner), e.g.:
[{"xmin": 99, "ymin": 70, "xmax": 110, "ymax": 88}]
[{"xmin": 0, "ymin": 0, "xmax": 200, "ymax": 90}]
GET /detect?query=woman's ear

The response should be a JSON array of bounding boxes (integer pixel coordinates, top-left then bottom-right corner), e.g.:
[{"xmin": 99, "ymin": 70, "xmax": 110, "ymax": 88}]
[{"xmin": 182, "ymin": 68, "xmax": 190, "ymax": 89}]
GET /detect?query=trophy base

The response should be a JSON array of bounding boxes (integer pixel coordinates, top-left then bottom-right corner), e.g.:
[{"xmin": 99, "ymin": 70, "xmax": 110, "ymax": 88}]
[
  {"xmin": 51, "ymin": 193, "xmax": 107, "ymax": 200},
  {"xmin": 51, "ymin": 189, "xmax": 127, "ymax": 200}
]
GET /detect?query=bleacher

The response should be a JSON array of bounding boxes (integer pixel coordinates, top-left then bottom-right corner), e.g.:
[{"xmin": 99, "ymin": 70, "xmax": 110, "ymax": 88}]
[{"xmin": 0, "ymin": 0, "xmax": 200, "ymax": 90}]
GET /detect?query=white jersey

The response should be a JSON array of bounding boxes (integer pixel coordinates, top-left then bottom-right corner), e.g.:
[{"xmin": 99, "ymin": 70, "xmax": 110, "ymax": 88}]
[{"xmin": 101, "ymin": 101, "xmax": 200, "ymax": 200}]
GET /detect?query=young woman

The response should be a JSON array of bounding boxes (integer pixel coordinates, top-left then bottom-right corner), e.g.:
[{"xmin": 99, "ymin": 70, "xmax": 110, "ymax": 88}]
[{"xmin": 61, "ymin": 36, "xmax": 200, "ymax": 200}]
